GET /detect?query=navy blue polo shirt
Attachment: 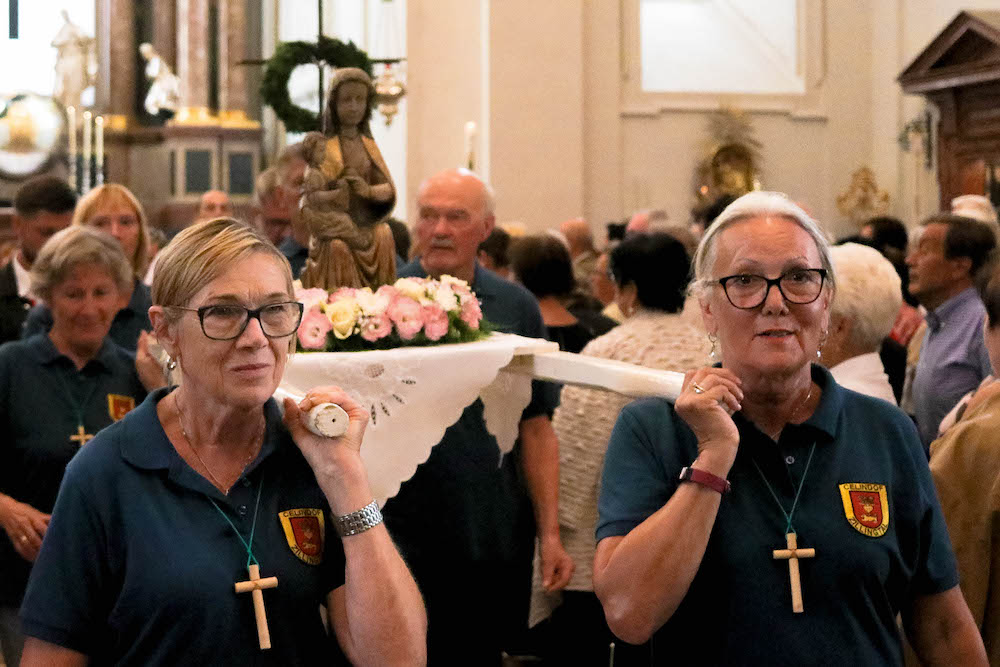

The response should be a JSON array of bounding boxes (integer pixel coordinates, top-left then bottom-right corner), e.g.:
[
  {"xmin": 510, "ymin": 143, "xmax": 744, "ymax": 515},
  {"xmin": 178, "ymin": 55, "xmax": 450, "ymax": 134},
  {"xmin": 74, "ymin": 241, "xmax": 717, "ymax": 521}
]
[
  {"xmin": 597, "ymin": 364, "xmax": 958, "ymax": 665},
  {"xmin": 20, "ymin": 388, "xmax": 349, "ymax": 665},
  {"xmin": 279, "ymin": 236, "xmax": 309, "ymax": 279},
  {"xmin": 0, "ymin": 334, "xmax": 146, "ymax": 605},
  {"xmin": 22, "ymin": 279, "xmax": 152, "ymax": 351}
]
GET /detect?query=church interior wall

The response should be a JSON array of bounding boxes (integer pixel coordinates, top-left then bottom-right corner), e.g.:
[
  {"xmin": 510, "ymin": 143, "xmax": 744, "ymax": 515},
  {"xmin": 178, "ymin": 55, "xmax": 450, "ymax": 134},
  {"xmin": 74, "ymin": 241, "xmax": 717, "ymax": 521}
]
[
  {"xmin": 3, "ymin": 1, "xmax": 999, "ymax": 241},
  {"xmin": 402, "ymin": 0, "xmax": 1000, "ymax": 242}
]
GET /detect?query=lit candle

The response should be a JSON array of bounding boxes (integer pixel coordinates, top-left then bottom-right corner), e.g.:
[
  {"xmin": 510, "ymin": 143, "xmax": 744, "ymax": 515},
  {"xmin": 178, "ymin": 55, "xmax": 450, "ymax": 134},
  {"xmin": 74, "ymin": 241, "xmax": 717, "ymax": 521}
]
[
  {"xmin": 94, "ymin": 116, "xmax": 105, "ymax": 185},
  {"xmin": 66, "ymin": 106, "xmax": 77, "ymax": 191},
  {"xmin": 82, "ymin": 111, "xmax": 92, "ymax": 192},
  {"xmin": 464, "ymin": 121, "xmax": 477, "ymax": 171}
]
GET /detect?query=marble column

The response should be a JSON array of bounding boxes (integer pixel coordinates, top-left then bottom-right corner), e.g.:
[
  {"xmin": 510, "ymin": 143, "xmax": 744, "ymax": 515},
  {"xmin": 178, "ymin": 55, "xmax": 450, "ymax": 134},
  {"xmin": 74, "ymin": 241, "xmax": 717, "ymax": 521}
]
[
  {"xmin": 96, "ymin": 0, "xmax": 135, "ymax": 128},
  {"xmin": 218, "ymin": 0, "xmax": 257, "ymax": 127},
  {"xmin": 174, "ymin": 0, "xmax": 214, "ymax": 124},
  {"xmin": 153, "ymin": 0, "xmax": 177, "ymax": 71}
]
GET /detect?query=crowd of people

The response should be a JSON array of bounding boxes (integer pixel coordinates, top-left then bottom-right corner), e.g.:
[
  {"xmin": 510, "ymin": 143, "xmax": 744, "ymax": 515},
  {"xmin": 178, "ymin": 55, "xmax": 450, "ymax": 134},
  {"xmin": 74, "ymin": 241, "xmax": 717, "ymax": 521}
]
[{"xmin": 1, "ymin": 147, "xmax": 1000, "ymax": 665}]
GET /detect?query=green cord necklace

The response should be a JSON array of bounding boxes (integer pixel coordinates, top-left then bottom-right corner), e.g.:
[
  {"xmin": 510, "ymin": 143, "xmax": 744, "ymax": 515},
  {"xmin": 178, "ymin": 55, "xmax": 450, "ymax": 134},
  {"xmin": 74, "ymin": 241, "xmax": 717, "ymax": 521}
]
[
  {"xmin": 55, "ymin": 371, "xmax": 99, "ymax": 446},
  {"xmin": 750, "ymin": 442, "xmax": 819, "ymax": 615},
  {"xmin": 208, "ymin": 473, "xmax": 280, "ymax": 650}
]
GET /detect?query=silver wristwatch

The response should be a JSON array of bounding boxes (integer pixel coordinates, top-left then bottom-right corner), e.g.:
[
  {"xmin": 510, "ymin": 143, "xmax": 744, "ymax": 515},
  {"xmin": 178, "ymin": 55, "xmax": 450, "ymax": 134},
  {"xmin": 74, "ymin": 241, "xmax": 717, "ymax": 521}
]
[{"xmin": 335, "ymin": 500, "xmax": 383, "ymax": 537}]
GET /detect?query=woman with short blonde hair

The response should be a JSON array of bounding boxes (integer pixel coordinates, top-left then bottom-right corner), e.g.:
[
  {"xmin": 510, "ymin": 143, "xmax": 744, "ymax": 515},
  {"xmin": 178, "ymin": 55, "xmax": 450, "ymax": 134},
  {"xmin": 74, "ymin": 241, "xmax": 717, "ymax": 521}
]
[
  {"xmin": 73, "ymin": 184, "xmax": 150, "ymax": 278},
  {"xmin": 0, "ymin": 226, "xmax": 156, "ymax": 667},
  {"xmin": 19, "ymin": 218, "xmax": 426, "ymax": 666},
  {"xmin": 23, "ymin": 184, "xmax": 153, "ymax": 351}
]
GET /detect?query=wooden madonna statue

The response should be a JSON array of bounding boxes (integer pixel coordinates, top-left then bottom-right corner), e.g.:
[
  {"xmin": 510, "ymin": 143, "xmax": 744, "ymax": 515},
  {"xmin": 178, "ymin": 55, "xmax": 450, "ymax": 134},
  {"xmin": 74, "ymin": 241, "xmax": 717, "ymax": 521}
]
[{"xmin": 299, "ymin": 68, "xmax": 397, "ymax": 291}]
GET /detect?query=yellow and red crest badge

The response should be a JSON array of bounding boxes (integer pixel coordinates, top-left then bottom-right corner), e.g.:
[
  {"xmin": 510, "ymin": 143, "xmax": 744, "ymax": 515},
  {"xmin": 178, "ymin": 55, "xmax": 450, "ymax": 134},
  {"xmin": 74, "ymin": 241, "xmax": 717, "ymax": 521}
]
[
  {"xmin": 279, "ymin": 508, "xmax": 325, "ymax": 565},
  {"xmin": 839, "ymin": 483, "xmax": 889, "ymax": 537},
  {"xmin": 107, "ymin": 394, "xmax": 135, "ymax": 421}
]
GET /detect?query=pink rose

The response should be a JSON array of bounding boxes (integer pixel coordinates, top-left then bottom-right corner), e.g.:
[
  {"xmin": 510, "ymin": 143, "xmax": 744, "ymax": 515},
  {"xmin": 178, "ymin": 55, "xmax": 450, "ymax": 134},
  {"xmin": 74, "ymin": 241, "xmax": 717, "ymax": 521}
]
[
  {"xmin": 297, "ymin": 308, "xmax": 332, "ymax": 349},
  {"xmin": 295, "ymin": 287, "xmax": 329, "ymax": 314},
  {"xmin": 460, "ymin": 298, "xmax": 482, "ymax": 328},
  {"xmin": 422, "ymin": 304, "xmax": 450, "ymax": 341},
  {"xmin": 387, "ymin": 296, "xmax": 423, "ymax": 340},
  {"xmin": 329, "ymin": 287, "xmax": 356, "ymax": 304},
  {"xmin": 359, "ymin": 313, "xmax": 392, "ymax": 342}
]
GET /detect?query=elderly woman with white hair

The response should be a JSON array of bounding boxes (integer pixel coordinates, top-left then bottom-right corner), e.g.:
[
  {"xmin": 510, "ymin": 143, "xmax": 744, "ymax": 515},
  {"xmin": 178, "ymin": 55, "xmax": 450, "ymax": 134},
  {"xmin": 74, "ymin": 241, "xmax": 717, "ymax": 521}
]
[
  {"xmin": 593, "ymin": 191, "xmax": 986, "ymax": 665},
  {"xmin": 821, "ymin": 242, "xmax": 902, "ymax": 404}
]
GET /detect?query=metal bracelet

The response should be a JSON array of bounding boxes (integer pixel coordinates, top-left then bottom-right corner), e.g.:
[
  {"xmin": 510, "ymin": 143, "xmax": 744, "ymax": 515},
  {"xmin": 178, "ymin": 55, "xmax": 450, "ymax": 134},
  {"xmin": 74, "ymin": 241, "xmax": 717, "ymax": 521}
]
[{"xmin": 335, "ymin": 499, "xmax": 382, "ymax": 537}]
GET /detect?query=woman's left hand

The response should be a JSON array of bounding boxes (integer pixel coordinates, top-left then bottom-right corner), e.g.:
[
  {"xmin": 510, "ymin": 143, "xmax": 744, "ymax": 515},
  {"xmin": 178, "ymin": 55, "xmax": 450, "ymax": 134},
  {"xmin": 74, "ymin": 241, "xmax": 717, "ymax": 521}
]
[
  {"xmin": 135, "ymin": 331, "xmax": 168, "ymax": 391},
  {"xmin": 282, "ymin": 387, "xmax": 370, "ymax": 480}
]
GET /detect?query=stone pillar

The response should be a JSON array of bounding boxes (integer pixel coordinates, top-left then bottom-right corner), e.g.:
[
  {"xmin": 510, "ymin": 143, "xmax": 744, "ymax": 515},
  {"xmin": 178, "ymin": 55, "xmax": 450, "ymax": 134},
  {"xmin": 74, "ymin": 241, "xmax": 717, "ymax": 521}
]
[
  {"xmin": 174, "ymin": 0, "xmax": 214, "ymax": 124},
  {"xmin": 97, "ymin": 0, "xmax": 135, "ymax": 127},
  {"xmin": 153, "ymin": 0, "xmax": 177, "ymax": 71},
  {"xmin": 218, "ymin": 0, "xmax": 257, "ymax": 127}
]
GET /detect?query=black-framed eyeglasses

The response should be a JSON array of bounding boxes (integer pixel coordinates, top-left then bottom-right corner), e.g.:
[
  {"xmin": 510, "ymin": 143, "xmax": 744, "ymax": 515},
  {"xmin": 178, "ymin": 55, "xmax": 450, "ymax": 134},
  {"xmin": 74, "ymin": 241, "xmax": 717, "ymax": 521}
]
[
  {"xmin": 170, "ymin": 302, "xmax": 304, "ymax": 341},
  {"xmin": 716, "ymin": 268, "xmax": 827, "ymax": 310}
]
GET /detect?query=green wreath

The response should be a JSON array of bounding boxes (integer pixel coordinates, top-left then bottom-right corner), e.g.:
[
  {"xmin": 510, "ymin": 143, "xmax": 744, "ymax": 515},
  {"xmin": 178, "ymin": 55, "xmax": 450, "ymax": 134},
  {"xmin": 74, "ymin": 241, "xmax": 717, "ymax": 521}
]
[{"xmin": 261, "ymin": 37, "xmax": 373, "ymax": 134}]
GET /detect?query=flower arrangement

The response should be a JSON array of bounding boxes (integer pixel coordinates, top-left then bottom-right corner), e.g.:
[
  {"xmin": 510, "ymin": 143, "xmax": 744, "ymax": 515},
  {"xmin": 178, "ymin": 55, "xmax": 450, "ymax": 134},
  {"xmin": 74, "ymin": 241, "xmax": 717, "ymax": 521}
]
[{"xmin": 295, "ymin": 276, "xmax": 489, "ymax": 352}]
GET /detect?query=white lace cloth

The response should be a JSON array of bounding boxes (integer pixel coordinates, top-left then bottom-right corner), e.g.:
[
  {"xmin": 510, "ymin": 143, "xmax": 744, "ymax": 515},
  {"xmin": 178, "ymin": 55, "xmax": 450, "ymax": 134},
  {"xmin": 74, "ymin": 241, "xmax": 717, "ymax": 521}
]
[{"xmin": 279, "ymin": 333, "xmax": 555, "ymax": 505}]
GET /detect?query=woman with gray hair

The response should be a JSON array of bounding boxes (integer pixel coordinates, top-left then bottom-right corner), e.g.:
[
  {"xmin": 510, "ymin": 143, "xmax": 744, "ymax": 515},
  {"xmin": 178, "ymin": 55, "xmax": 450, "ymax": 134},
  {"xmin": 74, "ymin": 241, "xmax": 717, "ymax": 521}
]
[
  {"xmin": 821, "ymin": 242, "xmax": 902, "ymax": 403},
  {"xmin": 18, "ymin": 218, "xmax": 425, "ymax": 666},
  {"xmin": 593, "ymin": 191, "xmax": 985, "ymax": 664},
  {"xmin": 0, "ymin": 226, "xmax": 158, "ymax": 667}
]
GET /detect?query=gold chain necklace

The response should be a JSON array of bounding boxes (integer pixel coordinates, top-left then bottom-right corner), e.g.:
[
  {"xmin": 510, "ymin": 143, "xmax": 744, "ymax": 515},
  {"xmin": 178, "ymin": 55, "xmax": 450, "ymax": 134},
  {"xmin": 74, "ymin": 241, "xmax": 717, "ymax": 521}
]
[{"xmin": 174, "ymin": 393, "xmax": 264, "ymax": 491}]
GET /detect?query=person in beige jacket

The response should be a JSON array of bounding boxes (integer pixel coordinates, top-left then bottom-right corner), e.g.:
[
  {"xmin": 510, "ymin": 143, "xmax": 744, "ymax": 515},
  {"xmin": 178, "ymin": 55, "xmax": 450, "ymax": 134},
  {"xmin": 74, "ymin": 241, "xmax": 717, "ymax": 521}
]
[{"xmin": 931, "ymin": 260, "xmax": 1000, "ymax": 663}]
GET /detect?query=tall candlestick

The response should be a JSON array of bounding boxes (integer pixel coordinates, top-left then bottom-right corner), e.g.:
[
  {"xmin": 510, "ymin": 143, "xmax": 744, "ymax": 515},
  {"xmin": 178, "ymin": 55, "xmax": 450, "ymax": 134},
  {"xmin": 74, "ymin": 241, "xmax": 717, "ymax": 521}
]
[
  {"xmin": 95, "ymin": 116, "xmax": 105, "ymax": 186},
  {"xmin": 464, "ymin": 121, "xmax": 477, "ymax": 171},
  {"xmin": 66, "ymin": 106, "xmax": 77, "ymax": 191},
  {"xmin": 82, "ymin": 111, "xmax": 92, "ymax": 193}
]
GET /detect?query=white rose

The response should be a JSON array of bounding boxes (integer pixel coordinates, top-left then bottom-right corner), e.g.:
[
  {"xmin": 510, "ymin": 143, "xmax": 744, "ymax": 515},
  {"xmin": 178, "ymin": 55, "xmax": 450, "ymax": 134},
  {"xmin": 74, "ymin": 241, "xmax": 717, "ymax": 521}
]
[
  {"xmin": 433, "ymin": 284, "xmax": 459, "ymax": 312},
  {"xmin": 326, "ymin": 298, "xmax": 360, "ymax": 339},
  {"xmin": 394, "ymin": 278, "xmax": 426, "ymax": 303},
  {"xmin": 439, "ymin": 275, "xmax": 470, "ymax": 291}
]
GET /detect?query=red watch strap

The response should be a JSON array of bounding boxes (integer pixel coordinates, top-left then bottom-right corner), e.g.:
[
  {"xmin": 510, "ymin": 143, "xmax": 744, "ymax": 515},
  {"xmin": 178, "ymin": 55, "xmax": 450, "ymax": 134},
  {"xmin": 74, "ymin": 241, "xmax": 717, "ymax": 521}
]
[{"xmin": 679, "ymin": 466, "xmax": 731, "ymax": 495}]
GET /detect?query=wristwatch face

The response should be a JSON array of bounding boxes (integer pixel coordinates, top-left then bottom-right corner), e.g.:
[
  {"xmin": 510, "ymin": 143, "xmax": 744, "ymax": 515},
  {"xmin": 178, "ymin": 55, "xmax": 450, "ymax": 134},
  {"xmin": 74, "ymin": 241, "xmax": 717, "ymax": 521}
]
[{"xmin": 0, "ymin": 94, "xmax": 66, "ymax": 181}]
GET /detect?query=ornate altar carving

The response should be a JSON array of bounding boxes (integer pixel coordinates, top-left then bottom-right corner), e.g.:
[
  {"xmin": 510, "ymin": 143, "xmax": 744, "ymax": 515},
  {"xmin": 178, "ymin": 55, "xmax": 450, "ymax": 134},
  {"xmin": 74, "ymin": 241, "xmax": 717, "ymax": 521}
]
[
  {"xmin": 694, "ymin": 107, "xmax": 763, "ymax": 208},
  {"xmin": 837, "ymin": 166, "xmax": 890, "ymax": 228}
]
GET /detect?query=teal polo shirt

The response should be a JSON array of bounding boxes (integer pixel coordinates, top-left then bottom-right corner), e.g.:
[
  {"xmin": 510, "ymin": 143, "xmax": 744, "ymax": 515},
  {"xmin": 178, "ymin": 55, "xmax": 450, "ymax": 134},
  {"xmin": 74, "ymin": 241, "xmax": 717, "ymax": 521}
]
[
  {"xmin": 0, "ymin": 334, "xmax": 145, "ymax": 606},
  {"xmin": 597, "ymin": 365, "xmax": 958, "ymax": 665},
  {"xmin": 21, "ymin": 388, "xmax": 349, "ymax": 665}
]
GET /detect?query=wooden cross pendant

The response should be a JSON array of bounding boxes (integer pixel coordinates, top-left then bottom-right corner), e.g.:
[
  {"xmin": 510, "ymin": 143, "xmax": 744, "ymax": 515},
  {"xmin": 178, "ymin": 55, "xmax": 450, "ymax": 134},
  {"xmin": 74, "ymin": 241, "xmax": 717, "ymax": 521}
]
[
  {"xmin": 69, "ymin": 424, "xmax": 94, "ymax": 447},
  {"xmin": 772, "ymin": 532, "xmax": 815, "ymax": 613},
  {"xmin": 234, "ymin": 564, "xmax": 279, "ymax": 649}
]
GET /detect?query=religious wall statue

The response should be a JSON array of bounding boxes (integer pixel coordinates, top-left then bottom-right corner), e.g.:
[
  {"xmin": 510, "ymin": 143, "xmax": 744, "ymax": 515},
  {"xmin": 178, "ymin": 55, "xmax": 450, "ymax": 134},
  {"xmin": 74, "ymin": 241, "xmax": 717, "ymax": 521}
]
[
  {"xmin": 837, "ymin": 166, "xmax": 890, "ymax": 228},
  {"xmin": 299, "ymin": 68, "xmax": 397, "ymax": 291},
  {"xmin": 51, "ymin": 10, "xmax": 96, "ymax": 110},
  {"xmin": 694, "ymin": 107, "xmax": 763, "ymax": 208},
  {"xmin": 139, "ymin": 43, "xmax": 181, "ymax": 117}
]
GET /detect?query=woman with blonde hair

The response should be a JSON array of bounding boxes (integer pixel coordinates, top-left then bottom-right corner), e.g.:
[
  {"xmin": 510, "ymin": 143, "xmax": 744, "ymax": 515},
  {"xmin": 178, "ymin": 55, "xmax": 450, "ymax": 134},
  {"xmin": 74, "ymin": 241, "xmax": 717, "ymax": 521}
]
[
  {"xmin": 0, "ymin": 226, "xmax": 160, "ymax": 666},
  {"xmin": 19, "ymin": 218, "xmax": 426, "ymax": 666},
  {"xmin": 23, "ymin": 184, "xmax": 153, "ymax": 351}
]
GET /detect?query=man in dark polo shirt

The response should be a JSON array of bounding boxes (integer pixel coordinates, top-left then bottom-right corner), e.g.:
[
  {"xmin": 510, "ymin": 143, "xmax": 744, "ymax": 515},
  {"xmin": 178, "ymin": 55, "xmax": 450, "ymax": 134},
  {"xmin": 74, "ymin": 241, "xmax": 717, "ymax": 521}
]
[
  {"xmin": 384, "ymin": 168, "xmax": 574, "ymax": 664},
  {"xmin": 0, "ymin": 176, "xmax": 76, "ymax": 344}
]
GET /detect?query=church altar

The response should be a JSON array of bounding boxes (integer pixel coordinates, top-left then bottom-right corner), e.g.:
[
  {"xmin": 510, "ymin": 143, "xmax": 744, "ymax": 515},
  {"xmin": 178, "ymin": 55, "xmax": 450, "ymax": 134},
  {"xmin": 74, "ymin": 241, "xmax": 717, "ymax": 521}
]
[{"xmin": 278, "ymin": 333, "xmax": 685, "ymax": 505}]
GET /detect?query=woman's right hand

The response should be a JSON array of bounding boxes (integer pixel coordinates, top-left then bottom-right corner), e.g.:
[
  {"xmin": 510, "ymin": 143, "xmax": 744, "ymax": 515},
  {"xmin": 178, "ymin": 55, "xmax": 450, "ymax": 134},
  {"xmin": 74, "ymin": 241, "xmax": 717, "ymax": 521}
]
[
  {"xmin": 674, "ymin": 367, "xmax": 743, "ymax": 465},
  {"xmin": 0, "ymin": 494, "xmax": 50, "ymax": 562}
]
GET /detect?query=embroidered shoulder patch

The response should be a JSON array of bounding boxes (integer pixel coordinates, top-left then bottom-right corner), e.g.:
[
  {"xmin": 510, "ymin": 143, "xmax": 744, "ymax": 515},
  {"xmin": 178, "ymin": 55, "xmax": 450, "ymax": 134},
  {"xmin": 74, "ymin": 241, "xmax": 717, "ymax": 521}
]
[
  {"xmin": 107, "ymin": 394, "xmax": 135, "ymax": 421},
  {"xmin": 838, "ymin": 483, "xmax": 889, "ymax": 537},
  {"xmin": 279, "ymin": 508, "xmax": 325, "ymax": 565}
]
